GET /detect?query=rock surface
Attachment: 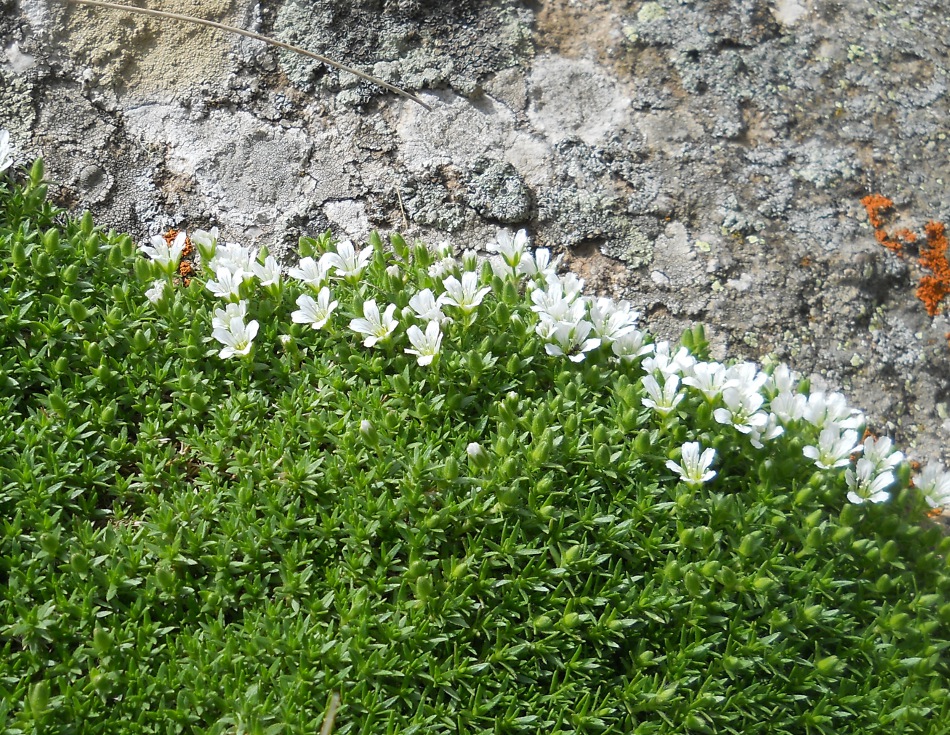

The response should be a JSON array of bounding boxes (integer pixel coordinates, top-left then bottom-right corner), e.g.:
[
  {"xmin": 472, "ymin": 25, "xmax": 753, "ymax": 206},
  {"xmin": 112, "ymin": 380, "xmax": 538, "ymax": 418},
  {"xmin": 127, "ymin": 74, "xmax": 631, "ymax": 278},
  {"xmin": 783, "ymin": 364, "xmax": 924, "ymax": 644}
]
[{"xmin": 3, "ymin": 0, "xmax": 949, "ymax": 465}]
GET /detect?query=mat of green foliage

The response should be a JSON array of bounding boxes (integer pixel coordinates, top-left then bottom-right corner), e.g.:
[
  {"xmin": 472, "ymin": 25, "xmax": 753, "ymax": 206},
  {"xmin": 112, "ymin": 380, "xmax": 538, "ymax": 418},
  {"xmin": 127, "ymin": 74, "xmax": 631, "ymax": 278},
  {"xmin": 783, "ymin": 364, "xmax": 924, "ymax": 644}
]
[{"xmin": 2, "ymin": 159, "xmax": 950, "ymax": 734}]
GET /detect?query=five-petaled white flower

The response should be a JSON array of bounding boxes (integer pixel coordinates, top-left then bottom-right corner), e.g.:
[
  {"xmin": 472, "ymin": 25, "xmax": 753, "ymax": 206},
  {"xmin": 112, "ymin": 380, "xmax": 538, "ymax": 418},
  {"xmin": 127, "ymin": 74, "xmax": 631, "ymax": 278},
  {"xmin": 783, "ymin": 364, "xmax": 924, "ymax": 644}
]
[
  {"xmin": 349, "ymin": 299, "xmax": 398, "ymax": 347},
  {"xmin": 641, "ymin": 374, "xmax": 684, "ymax": 417},
  {"xmin": 537, "ymin": 319, "xmax": 601, "ymax": 362},
  {"xmin": 287, "ymin": 256, "xmax": 329, "ymax": 287},
  {"xmin": 405, "ymin": 321, "xmax": 443, "ymax": 366},
  {"xmin": 141, "ymin": 232, "xmax": 186, "ymax": 269},
  {"xmin": 212, "ymin": 315, "xmax": 259, "ymax": 359},
  {"xmin": 321, "ymin": 240, "xmax": 373, "ymax": 281},
  {"xmin": 666, "ymin": 442, "xmax": 717, "ymax": 488},
  {"xmin": 683, "ymin": 361, "xmax": 729, "ymax": 400},
  {"xmin": 846, "ymin": 457, "xmax": 894, "ymax": 505},
  {"xmin": 292, "ymin": 288, "xmax": 338, "ymax": 330},
  {"xmin": 917, "ymin": 463, "xmax": 950, "ymax": 509},
  {"xmin": 860, "ymin": 435, "xmax": 904, "ymax": 474},
  {"xmin": 612, "ymin": 329, "xmax": 654, "ymax": 362},
  {"xmin": 440, "ymin": 272, "xmax": 491, "ymax": 316},
  {"xmin": 290, "ymin": 286, "xmax": 339, "ymax": 329},
  {"xmin": 209, "ymin": 242, "xmax": 257, "ymax": 276},
  {"xmin": 206, "ymin": 266, "xmax": 247, "ymax": 300},
  {"xmin": 803, "ymin": 427, "xmax": 861, "ymax": 470},
  {"xmin": 490, "ymin": 229, "xmax": 529, "ymax": 268},
  {"xmin": 252, "ymin": 255, "xmax": 281, "ymax": 286},
  {"xmin": 407, "ymin": 288, "xmax": 447, "ymax": 323},
  {"xmin": 0, "ymin": 129, "xmax": 14, "ymax": 174},
  {"xmin": 212, "ymin": 300, "xmax": 248, "ymax": 331}
]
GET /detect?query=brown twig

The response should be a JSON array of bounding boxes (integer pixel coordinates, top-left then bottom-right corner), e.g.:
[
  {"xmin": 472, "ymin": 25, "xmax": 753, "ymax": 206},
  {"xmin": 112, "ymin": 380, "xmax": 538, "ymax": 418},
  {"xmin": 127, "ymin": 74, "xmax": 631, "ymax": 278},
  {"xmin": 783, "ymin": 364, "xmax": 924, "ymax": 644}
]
[{"xmin": 66, "ymin": 0, "xmax": 432, "ymax": 111}]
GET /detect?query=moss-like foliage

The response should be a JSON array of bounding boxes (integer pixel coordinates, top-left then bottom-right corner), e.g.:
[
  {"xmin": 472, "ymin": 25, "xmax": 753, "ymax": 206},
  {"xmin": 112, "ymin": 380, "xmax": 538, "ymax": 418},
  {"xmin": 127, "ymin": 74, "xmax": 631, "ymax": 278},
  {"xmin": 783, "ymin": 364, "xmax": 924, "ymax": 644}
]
[{"xmin": 2, "ymin": 162, "xmax": 950, "ymax": 734}]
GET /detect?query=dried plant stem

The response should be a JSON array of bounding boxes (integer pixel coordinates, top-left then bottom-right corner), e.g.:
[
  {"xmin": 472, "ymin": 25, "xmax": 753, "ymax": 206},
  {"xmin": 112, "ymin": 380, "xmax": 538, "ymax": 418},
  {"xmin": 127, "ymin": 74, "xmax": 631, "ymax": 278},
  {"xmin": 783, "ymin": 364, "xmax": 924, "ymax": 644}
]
[
  {"xmin": 66, "ymin": 0, "xmax": 432, "ymax": 110},
  {"xmin": 320, "ymin": 692, "xmax": 341, "ymax": 735}
]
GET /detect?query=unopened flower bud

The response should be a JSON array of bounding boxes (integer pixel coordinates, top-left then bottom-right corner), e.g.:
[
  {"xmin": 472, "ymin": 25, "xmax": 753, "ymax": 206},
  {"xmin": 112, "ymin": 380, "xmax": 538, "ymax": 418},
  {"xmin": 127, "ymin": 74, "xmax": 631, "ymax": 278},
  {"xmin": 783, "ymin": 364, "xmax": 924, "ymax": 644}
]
[
  {"xmin": 360, "ymin": 419, "xmax": 379, "ymax": 447},
  {"xmin": 466, "ymin": 442, "xmax": 490, "ymax": 471}
]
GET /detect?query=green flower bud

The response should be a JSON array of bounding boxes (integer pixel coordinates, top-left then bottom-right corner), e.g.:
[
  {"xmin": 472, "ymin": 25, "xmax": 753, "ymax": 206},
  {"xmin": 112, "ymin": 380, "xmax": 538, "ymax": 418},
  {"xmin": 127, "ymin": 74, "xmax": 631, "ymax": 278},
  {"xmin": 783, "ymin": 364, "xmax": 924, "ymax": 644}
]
[
  {"xmin": 69, "ymin": 299, "xmax": 89, "ymax": 322},
  {"xmin": 30, "ymin": 157, "xmax": 45, "ymax": 184},
  {"xmin": 29, "ymin": 681, "xmax": 49, "ymax": 719},
  {"xmin": 442, "ymin": 456, "xmax": 459, "ymax": 481},
  {"xmin": 43, "ymin": 228, "xmax": 60, "ymax": 254},
  {"xmin": 11, "ymin": 241, "xmax": 27, "ymax": 268},
  {"xmin": 93, "ymin": 627, "xmax": 112, "ymax": 655},
  {"xmin": 84, "ymin": 341, "xmax": 102, "ymax": 363}
]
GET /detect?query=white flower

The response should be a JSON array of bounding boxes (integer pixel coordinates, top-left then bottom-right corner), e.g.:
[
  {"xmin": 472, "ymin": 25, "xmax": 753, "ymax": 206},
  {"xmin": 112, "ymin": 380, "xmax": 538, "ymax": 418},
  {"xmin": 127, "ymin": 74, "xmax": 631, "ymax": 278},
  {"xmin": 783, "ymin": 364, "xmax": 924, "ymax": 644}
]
[
  {"xmin": 749, "ymin": 413, "xmax": 784, "ymax": 449},
  {"xmin": 559, "ymin": 273, "xmax": 585, "ymax": 302},
  {"xmin": 212, "ymin": 316, "xmax": 259, "ymax": 359},
  {"xmin": 407, "ymin": 288, "xmax": 447, "ymax": 323},
  {"xmin": 489, "ymin": 256, "xmax": 518, "ymax": 281},
  {"xmin": 428, "ymin": 256, "xmax": 459, "ymax": 279},
  {"xmin": 612, "ymin": 329, "xmax": 654, "ymax": 362},
  {"xmin": 429, "ymin": 240, "xmax": 453, "ymax": 259},
  {"xmin": 189, "ymin": 227, "xmax": 219, "ymax": 251},
  {"xmin": 519, "ymin": 247, "xmax": 561, "ymax": 282},
  {"xmin": 141, "ymin": 232, "xmax": 186, "ymax": 269},
  {"xmin": 251, "ymin": 255, "xmax": 281, "ymax": 286},
  {"xmin": 641, "ymin": 374, "xmax": 684, "ymax": 416},
  {"xmin": 643, "ymin": 343, "xmax": 696, "ymax": 379},
  {"xmin": 386, "ymin": 264, "xmax": 403, "ymax": 280},
  {"xmin": 724, "ymin": 362, "xmax": 768, "ymax": 396},
  {"xmin": 666, "ymin": 442, "xmax": 717, "ymax": 488},
  {"xmin": 714, "ymin": 386, "xmax": 767, "ymax": 435},
  {"xmin": 461, "ymin": 248, "xmax": 479, "ymax": 272},
  {"xmin": 145, "ymin": 279, "xmax": 167, "ymax": 305},
  {"xmin": 861, "ymin": 435, "xmax": 904, "ymax": 474},
  {"xmin": 803, "ymin": 391, "xmax": 864, "ymax": 431},
  {"xmin": 292, "ymin": 288, "xmax": 338, "ymax": 330},
  {"xmin": 588, "ymin": 297, "xmax": 639, "ymax": 344},
  {"xmin": 405, "ymin": 321, "xmax": 443, "ymax": 366},
  {"xmin": 287, "ymin": 256, "xmax": 329, "ymax": 287},
  {"xmin": 683, "ymin": 361, "xmax": 729, "ymax": 400},
  {"xmin": 490, "ymin": 229, "xmax": 529, "ymax": 268},
  {"xmin": 803, "ymin": 427, "xmax": 861, "ymax": 470},
  {"xmin": 212, "ymin": 300, "xmax": 248, "ymax": 331},
  {"xmin": 846, "ymin": 458, "xmax": 894, "ymax": 505},
  {"xmin": 770, "ymin": 391, "xmax": 807, "ymax": 423},
  {"xmin": 321, "ymin": 240, "xmax": 372, "ymax": 281},
  {"xmin": 209, "ymin": 242, "xmax": 257, "ymax": 275},
  {"xmin": 916, "ymin": 463, "xmax": 950, "ymax": 509},
  {"xmin": 206, "ymin": 266, "xmax": 247, "ymax": 300},
  {"xmin": 764, "ymin": 364, "xmax": 798, "ymax": 396},
  {"xmin": 0, "ymin": 129, "xmax": 14, "ymax": 174},
  {"xmin": 439, "ymin": 272, "xmax": 491, "ymax": 315},
  {"xmin": 349, "ymin": 299, "xmax": 398, "ymax": 347},
  {"xmin": 537, "ymin": 319, "xmax": 601, "ymax": 362},
  {"xmin": 530, "ymin": 281, "xmax": 583, "ymax": 322}
]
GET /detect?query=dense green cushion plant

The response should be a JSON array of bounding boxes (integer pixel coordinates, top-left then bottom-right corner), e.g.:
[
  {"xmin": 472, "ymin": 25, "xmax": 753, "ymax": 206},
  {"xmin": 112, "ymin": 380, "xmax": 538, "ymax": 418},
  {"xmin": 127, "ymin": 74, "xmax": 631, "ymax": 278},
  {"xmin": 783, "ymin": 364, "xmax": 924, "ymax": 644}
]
[{"xmin": 2, "ymin": 150, "xmax": 950, "ymax": 734}]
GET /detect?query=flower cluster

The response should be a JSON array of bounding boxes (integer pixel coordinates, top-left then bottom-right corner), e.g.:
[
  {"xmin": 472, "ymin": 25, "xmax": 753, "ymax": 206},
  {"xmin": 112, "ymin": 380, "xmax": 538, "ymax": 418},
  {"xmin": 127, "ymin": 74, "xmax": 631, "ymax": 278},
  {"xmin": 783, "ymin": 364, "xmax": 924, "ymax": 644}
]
[{"xmin": 135, "ymin": 222, "xmax": 948, "ymax": 509}]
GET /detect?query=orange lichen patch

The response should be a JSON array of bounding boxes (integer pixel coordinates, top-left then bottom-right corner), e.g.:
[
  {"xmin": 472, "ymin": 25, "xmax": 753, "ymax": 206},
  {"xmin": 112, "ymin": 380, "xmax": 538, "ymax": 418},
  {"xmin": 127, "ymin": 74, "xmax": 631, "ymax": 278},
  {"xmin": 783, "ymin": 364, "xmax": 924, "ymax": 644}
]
[
  {"xmin": 861, "ymin": 194, "xmax": 919, "ymax": 254},
  {"xmin": 916, "ymin": 220, "xmax": 950, "ymax": 317},
  {"xmin": 862, "ymin": 194, "xmax": 950, "ymax": 316},
  {"xmin": 162, "ymin": 228, "xmax": 198, "ymax": 288},
  {"xmin": 927, "ymin": 507, "xmax": 945, "ymax": 519},
  {"xmin": 862, "ymin": 193, "xmax": 893, "ymax": 230}
]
